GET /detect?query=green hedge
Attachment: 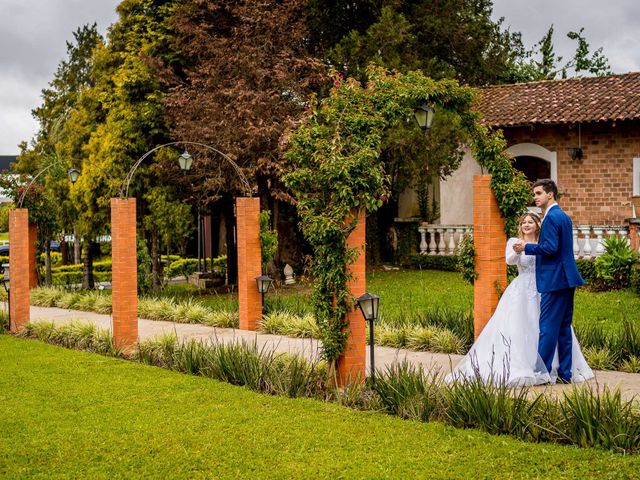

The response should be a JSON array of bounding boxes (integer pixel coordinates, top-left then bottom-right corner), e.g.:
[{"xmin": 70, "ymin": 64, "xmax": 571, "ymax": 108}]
[
  {"xmin": 409, "ymin": 254, "xmax": 458, "ymax": 272},
  {"xmin": 52, "ymin": 271, "xmax": 111, "ymax": 286},
  {"xmin": 51, "ymin": 261, "xmax": 112, "ymax": 274},
  {"xmin": 576, "ymin": 259, "xmax": 597, "ymax": 284}
]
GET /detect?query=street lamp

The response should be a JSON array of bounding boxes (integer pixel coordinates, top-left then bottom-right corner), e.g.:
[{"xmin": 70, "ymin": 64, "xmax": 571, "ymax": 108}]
[
  {"xmin": 256, "ymin": 275, "xmax": 273, "ymax": 315},
  {"xmin": 413, "ymin": 104, "xmax": 435, "ymax": 133},
  {"xmin": 67, "ymin": 168, "xmax": 80, "ymax": 184},
  {"xmin": 356, "ymin": 292, "xmax": 380, "ymax": 381},
  {"xmin": 178, "ymin": 150, "xmax": 193, "ymax": 173}
]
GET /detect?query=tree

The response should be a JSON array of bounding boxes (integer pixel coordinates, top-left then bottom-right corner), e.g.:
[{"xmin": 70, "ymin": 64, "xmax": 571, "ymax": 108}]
[
  {"xmin": 11, "ymin": 24, "xmax": 103, "ymax": 283},
  {"xmin": 325, "ymin": 1, "xmax": 526, "ymax": 86},
  {"xmin": 510, "ymin": 25, "xmax": 612, "ymax": 82},
  {"xmin": 58, "ymin": 0, "xmax": 181, "ymax": 288}
]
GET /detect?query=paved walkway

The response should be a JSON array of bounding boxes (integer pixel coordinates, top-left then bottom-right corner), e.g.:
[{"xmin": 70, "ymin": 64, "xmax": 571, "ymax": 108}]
[{"xmin": 25, "ymin": 305, "xmax": 640, "ymax": 401}]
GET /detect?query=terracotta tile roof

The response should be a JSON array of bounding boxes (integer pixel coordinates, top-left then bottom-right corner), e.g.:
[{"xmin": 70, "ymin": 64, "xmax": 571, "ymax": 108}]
[{"xmin": 475, "ymin": 72, "xmax": 640, "ymax": 127}]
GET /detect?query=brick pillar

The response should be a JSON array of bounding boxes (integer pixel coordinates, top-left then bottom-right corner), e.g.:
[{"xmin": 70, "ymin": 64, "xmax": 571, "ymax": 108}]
[
  {"xmin": 337, "ymin": 209, "xmax": 367, "ymax": 386},
  {"xmin": 111, "ymin": 198, "xmax": 138, "ymax": 351},
  {"xmin": 28, "ymin": 223, "xmax": 38, "ymax": 289},
  {"xmin": 628, "ymin": 220, "xmax": 640, "ymax": 252},
  {"xmin": 236, "ymin": 197, "xmax": 262, "ymax": 330},
  {"xmin": 9, "ymin": 209, "xmax": 30, "ymax": 332},
  {"xmin": 473, "ymin": 175, "xmax": 507, "ymax": 339}
]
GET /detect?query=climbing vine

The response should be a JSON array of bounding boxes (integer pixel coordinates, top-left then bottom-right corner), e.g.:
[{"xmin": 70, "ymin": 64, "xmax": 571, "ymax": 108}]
[{"xmin": 284, "ymin": 65, "xmax": 528, "ymax": 363}]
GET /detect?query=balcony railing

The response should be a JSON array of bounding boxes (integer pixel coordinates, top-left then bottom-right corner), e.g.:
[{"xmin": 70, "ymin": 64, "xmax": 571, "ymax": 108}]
[{"xmin": 417, "ymin": 224, "xmax": 638, "ymax": 258}]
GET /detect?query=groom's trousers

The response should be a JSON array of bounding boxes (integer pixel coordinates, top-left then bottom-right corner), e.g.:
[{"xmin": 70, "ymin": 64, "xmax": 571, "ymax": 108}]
[{"xmin": 538, "ymin": 288, "xmax": 575, "ymax": 382}]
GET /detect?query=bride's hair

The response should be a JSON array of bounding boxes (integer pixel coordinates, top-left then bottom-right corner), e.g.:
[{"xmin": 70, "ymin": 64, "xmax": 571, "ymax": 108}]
[{"xmin": 518, "ymin": 212, "xmax": 541, "ymax": 241}]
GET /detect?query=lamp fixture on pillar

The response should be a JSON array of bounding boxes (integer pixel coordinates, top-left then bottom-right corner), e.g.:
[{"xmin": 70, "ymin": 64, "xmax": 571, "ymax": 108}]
[
  {"xmin": 413, "ymin": 104, "xmax": 435, "ymax": 133},
  {"xmin": 256, "ymin": 275, "xmax": 273, "ymax": 315},
  {"xmin": 178, "ymin": 150, "xmax": 193, "ymax": 173},
  {"xmin": 356, "ymin": 292, "xmax": 380, "ymax": 381},
  {"xmin": 67, "ymin": 168, "xmax": 80, "ymax": 184}
]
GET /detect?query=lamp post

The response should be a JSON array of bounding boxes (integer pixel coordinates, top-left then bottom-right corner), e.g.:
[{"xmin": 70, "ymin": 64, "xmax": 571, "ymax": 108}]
[
  {"xmin": 413, "ymin": 104, "xmax": 435, "ymax": 133},
  {"xmin": 256, "ymin": 275, "xmax": 273, "ymax": 315},
  {"xmin": 177, "ymin": 150, "xmax": 203, "ymax": 272},
  {"xmin": 356, "ymin": 292, "xmax": 380, "ymax": 381}
]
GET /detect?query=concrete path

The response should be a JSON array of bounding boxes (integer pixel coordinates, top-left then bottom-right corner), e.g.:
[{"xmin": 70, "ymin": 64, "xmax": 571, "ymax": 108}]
[{"xmin": 26, "ymin": 305, "xmax": 640, "ymax": 402}]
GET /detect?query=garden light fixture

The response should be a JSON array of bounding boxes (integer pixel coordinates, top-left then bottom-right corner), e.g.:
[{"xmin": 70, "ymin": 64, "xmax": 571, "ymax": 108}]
[
  {"xmin": 178, "ymin": 150, "xmax": 193, "ymax": 173},
  {"xmin": 256, "ymin": 275, "xmax": 273, "ymax": 314},
  {"xmin": 413, "ymin": 104, "xmax": 435, "ymax": 132},
  {"xmin": 67, "ymin": 168, "xmax": 80, "ymax": 184},
  {"xmin": 356, "ymin": 292, "xmax": 380, "ymax": 380}
]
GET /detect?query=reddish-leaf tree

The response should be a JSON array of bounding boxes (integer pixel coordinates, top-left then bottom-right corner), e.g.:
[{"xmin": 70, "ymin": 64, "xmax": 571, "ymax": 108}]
[{"xmin": 160, "ymin": 0, "xmax": 328, "ymax": 274}]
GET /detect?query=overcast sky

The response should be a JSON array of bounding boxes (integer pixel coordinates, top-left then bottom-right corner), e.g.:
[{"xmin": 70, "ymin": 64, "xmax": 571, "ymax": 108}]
[{"xmin": 1, "ymin": 0, "xmax": 639, "ymax": 154}]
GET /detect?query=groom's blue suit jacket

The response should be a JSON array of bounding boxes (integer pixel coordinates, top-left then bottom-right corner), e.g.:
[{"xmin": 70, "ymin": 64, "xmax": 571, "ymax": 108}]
[{"xmin": 524, "ymin": 205, "xmax": 585, "ymax": 293}]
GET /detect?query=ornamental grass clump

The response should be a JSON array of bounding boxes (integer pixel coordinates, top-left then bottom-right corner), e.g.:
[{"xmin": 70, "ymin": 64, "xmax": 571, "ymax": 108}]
[
  {"xmin": 203, "ymin": 310, "xmax": 238, "ymax": 328},
  {"xmin": 56, "ymin": 292, "xmax": 83, "ymax": 310},
  {"xmin": 19, "ymin": 320, "xmax": 121, "ymax": 357},
  {"xmin": 30, "ymin": 287, "xmax": 64, "ymax": 307},
  {"xmin": 372, "ymin": 362, "xmax": 444, "ymax": 422},
  {"xmin": 560, "ymin": 386, "xmax": 640, "ymax": 453},
  {"xmin": 583, "ymin": 346, "xmax": 618, "ymax": 371}
]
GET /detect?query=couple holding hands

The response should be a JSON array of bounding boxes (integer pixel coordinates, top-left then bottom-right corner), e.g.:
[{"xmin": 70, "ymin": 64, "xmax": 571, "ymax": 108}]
[{"xmin": 449, "ymin": 179, "xmax": 594, "ymax": 386}]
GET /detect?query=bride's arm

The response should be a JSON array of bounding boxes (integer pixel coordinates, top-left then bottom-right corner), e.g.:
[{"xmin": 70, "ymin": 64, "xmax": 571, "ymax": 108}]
[{"xmin": 505, "ymin": 238, "xmax": 520, "ymax": 265}]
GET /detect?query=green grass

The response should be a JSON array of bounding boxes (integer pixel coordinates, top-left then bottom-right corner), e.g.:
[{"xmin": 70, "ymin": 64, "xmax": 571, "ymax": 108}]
[{"xmin": 1, "ymin": 336, "xmax": 640, "ymax": 478}]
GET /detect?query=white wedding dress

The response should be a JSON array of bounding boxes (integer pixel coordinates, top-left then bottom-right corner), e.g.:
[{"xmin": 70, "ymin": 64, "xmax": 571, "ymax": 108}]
[{"xmin": 447, "ymin": 238, "xmax": 594, "ymax": 386}]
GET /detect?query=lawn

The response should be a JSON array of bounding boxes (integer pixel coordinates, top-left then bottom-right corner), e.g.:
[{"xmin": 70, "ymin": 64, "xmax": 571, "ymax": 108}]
[
  {"xmin": 160, "ymin": 268, "xmax": 638, "ymax": 331},
  {"xmin": 1, "ymin": 335, "xmax": 639, "ymax": 479}
]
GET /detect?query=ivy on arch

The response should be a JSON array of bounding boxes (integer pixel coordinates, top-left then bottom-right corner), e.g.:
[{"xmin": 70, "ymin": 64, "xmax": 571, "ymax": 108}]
[{"xmin": 284, "ymin": 65, "xmax": 529, "ymax": 363}]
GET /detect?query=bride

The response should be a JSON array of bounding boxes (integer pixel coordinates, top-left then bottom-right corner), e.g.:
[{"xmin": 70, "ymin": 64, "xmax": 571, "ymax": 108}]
[{"xmin": 447, "ymin": 212, "xmax": 594, "ymax": 386}]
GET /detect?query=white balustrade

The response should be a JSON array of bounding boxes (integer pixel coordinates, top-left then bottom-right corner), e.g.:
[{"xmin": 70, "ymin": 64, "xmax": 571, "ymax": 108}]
[
  {"xmin": 572, "ymin": 228, "xmax": 580, "ymax": 259},
  {"xmin": 574, "ymin": 225, "xmax": 631, "ymax": 259},
  {"xmin": 418, "ymin": 227, "xmax": 428, "ymax": 255},
  {"xmin": 428, "ymin": 226, "xmax": 437, "ymax": 255},
  {"xmin": 417, "ymin": 225, "xmax": 473, "ymax": 256}
]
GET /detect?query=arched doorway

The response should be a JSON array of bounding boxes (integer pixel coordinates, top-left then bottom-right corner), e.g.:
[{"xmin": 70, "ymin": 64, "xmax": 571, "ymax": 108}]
[
  {"xmin": 513, "ymin": 155, "xmax": 551, "ymax": 183},
  {"xmin": 505, "ymin": 143, "xmax": 557, "ymax": 183}
]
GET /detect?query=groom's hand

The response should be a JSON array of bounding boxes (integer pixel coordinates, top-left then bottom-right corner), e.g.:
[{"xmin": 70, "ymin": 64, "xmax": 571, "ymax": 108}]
[{"xmin": 513, "ymin": 241, "xmax": 525, "ymax": 254}]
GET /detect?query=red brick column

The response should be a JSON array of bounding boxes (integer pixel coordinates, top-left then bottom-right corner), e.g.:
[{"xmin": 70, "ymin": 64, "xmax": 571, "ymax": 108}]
[
  {"xmin": 473, "ymin": 175, "xmax": 507, "ymax": 339},
  {"xmin": 9, "ymin": 209, "xmax": 30, "ymax": 332},
  {"xmin": 28, "ymin": 223, "xmax": 38, "ymax": 289},
  {"xmin": 111, "ymin": 198, "xmax": 138, "ymax": 351},
  {"xmin": 236, "ymin": 197, "xmax": 262, "ymax": 330},
  {"xmin": 337, "ymin": 209, "xmax": 367, "ymax": 386},
  {"xmin": 628, "ymin": 221, "xmax": 639, "ymax": 252}
]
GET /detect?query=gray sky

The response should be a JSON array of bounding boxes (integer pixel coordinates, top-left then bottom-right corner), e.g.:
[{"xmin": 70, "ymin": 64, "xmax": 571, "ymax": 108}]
[{"xmin": 1, "ymin": 0, "xmax": 639, "ymax": 154}]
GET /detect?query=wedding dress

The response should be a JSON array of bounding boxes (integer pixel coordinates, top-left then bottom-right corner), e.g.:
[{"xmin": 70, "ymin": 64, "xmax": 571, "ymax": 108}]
[{"xmin": 447, "ymin": 238, "xmax": 594, "ymax": 386}]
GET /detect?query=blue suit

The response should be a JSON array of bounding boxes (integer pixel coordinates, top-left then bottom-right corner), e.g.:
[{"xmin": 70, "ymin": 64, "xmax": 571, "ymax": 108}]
[{"xmin": 524, "ymin": 204, "xmax": 584, "ymax": 381}]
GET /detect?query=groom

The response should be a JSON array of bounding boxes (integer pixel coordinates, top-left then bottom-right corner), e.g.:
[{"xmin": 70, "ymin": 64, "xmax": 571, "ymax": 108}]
[{"xmin": 513, "ymin": 179, "xmax": 584, "ymax": 383}]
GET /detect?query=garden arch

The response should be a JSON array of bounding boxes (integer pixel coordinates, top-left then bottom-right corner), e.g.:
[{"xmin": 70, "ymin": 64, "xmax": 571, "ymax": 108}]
[
  {"xmin": 284, "ymin": 66, "xmax": 530, "ymax": 383},
  {"xmin": 111, "ymin": 141, "xmax": 260, "ymax": 351}
]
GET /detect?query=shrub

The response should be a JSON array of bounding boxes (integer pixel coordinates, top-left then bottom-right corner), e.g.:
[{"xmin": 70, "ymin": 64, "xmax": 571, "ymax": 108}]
[
  {"xmin": 630, "ymin": 263, "xmax": 640, "ymax": 295},
  {"xmin": 576, "ymin": 259, "xmax": 597, "ymax": 285},
  {"xmin": 51, "ymin": 271, "xmax": 111, "ymax": 286},
  {"xmin": 20, "ymin": 320, "xmax": 122, "ymax": 357},
  {"xmin": 619, "ymin": 356, "xmax": 640, "ymax": 374},
  {"xmin": 203, "ymin": 310, "xmax": 238, "ymax": 328},
  {"xmin": 593, "ymin": 237, "xmax": 638, "ymax": 290},
  {"xmin": 166, "ymin": 258, "xmax": 199, "ymax": 280}
]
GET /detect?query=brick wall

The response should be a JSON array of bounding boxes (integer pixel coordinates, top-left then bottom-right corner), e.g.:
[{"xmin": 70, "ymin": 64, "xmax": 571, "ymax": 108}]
[
  {"xmin": 236, "ymin": 197, "xmax": 262, "ymax": 330},
  {"xmin": 473, "ymin": 176, "xmax": 507, "ymax": 338},
  {"xmin": 504, "ymin": 120, "xmax": 640, "ymax": 225},
  {"xmin": 337, "ymin": 209, "xmax": 367, "ymax": 385},
  {"xmin": 9, "ymin": 209, "xmax": 30, "ymax": 332},
  {"xmin": 111, "ymin": 198, "xmax": 138, "ymax": 351}
]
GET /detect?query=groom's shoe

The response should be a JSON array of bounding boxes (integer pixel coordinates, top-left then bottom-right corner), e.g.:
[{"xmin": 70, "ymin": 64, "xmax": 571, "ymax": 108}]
[{"xmin": 556, "ymin": 377, "xmax": 572, "ymax": 385}]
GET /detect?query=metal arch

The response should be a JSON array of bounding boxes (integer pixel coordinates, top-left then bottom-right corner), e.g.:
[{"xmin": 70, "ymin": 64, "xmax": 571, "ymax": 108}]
[
  {"xmin": 17, "ymin": 160, "xmax": 63, "ymax": 208},
  {"xmin": 121, "ymin": 141, "xmax": 253, "ymax": 198}
]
